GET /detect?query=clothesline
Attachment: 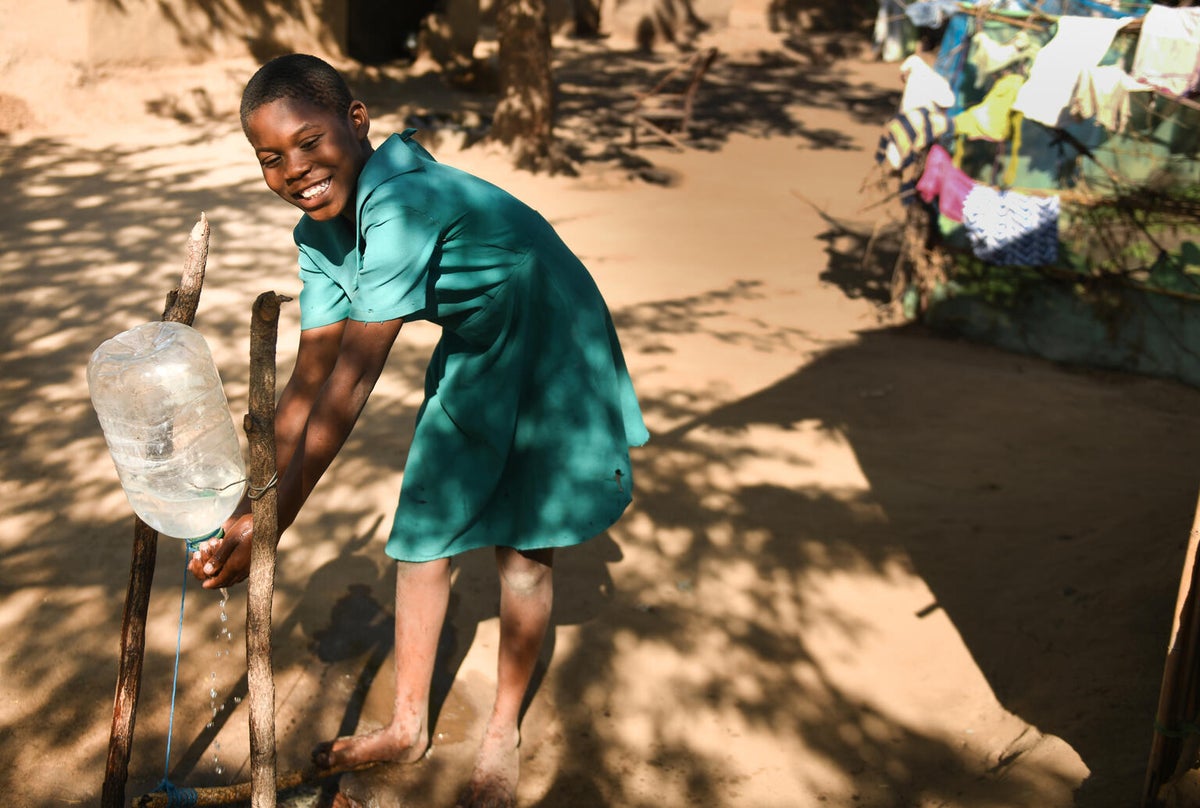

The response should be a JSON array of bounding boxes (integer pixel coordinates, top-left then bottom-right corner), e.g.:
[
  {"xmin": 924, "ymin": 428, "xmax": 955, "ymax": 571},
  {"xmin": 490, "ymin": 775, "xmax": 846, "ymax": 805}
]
[{"xmin": 887, "ymin": 3, "xmax": 1152, "ymax": 31}]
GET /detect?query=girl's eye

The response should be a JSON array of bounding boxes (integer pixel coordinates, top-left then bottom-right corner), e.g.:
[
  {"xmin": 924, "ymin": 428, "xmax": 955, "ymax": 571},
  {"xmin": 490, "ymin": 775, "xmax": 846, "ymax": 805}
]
[
  {"xmin": 300, "ymin": 136, "xmax": 322, "ymax": 150},
  {"xmin": 260, "ymin": 155, "xmax": 281, "ymax": 169}
]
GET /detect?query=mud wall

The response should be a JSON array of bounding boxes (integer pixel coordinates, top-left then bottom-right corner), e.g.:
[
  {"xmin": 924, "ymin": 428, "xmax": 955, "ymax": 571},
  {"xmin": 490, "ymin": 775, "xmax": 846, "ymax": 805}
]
[{"xmin": 0, "ymin": 0, "xmax": 348, "ymax": 69}]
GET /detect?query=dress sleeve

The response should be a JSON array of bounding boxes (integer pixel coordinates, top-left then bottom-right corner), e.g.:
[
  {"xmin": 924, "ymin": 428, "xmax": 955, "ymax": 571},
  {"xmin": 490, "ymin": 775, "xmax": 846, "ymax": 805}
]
[
  {"xmin": 351, "ymin": 181, "xmax": 442, "ymax": 323},
  {"xmin": 297, "ymin": 242, "xmax": 351, "ymax": 331}
]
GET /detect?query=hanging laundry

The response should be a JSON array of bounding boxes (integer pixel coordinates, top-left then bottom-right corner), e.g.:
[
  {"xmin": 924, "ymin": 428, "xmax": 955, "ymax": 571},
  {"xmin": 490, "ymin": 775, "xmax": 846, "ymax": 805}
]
[
  {"xmin": 1131, "ymin": 4, "xmax": 1200, "ymax": 96},
  {"xmin": 955, "ymin": 73, "xmax": 1025, "ymax": 141},
  {"xmin": 874, "ymin": 0, "xmax": 908, "ymax": 63},
  {"xmin": 968, "ymin": 30, "xmax": 1037, "ymax": 89},
  {"xmin": 875, "ymin": 107, "xmax": 954, "ymax": 171},
  {"xmin": 953, "ymin": 72, "xmax": 1026, "ymax": 185},
  {"xmin": 1069, "ymin": 65, "xmax": 1151, "ymax": 132},
  {"xmin": 905, "ymin": 0, "xmax": 960, "ymax": 29},
  {"xmin": 900, "ymin": 54, "xmax": 957, "ymax": 112},
  {"xmin": 1012, "ymin": 15, "xmax": 1133, "ymax": 128},
  {"xmin": 916, "ymin": 143, "xmax": 978, "ymax": 221},
  {"xmin": 962, "ymin": 185, "xmax": 1060, "ymax": 266},
  {"xmin": 915, "ymin": 144, "xmax": 979, "ymax": 221}
]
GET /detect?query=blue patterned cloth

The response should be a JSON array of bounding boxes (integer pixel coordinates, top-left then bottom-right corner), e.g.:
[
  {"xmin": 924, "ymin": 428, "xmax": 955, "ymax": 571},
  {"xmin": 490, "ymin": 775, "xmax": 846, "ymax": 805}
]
[{"xmin": 962, "ymin": 185, "xmax": 1060, "ymax": 266}]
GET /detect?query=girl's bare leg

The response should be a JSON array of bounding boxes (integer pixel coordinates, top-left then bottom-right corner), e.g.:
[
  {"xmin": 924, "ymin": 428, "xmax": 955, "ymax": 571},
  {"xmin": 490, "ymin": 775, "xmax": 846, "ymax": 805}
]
[
  {"xmin": 314, "ymin": 557, "xmax": 452, "ymax": 769},
  {"xmin": 456, "ymin": 547, "xmax": 554, "ymax": 808}
]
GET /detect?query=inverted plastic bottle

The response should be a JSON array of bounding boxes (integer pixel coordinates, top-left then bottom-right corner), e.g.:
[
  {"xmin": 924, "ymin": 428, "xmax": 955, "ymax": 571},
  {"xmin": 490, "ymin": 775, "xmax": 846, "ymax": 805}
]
[{"xmin": 87, "ymin": 321, "xmax": 247, "ymax": 540}]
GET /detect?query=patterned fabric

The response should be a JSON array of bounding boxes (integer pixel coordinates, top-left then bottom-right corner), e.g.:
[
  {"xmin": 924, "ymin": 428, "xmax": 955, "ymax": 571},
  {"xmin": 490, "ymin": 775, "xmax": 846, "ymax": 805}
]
[
  {"xmin": 916, "ymin": 144, "xmax": 977, "ymax": 222},
  {"xmin": 962, "ymin": 185, "xmax": 1060, "ymax": 266},
  {"xmin": 875, "ymin": 107, "xmax": 953, "ymax": 171}
]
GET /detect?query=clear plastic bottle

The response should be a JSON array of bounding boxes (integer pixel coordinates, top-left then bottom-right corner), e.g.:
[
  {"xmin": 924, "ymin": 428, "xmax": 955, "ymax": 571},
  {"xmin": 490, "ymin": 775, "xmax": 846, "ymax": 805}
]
[{"xmin": 87, "ymin": 321, "xmax": 247, "ymax": 540}]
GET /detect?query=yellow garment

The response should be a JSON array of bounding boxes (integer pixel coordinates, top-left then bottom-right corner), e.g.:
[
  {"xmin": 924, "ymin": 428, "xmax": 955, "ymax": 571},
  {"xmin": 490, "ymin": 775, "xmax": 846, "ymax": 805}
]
[
  {"xmin": 953, "ymin": 73, "xmax": 1026, "ymax": 187},
  {"xmin": 955, "ymin": 74, "xmax": 1026, "ymax": 142}
]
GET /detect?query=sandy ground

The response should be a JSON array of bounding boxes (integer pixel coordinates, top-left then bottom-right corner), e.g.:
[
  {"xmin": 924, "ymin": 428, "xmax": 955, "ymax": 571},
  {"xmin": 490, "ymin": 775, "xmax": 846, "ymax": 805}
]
[{"xmin": 4, "ymin": 22, "xmax": 1200, "ymax": 808}]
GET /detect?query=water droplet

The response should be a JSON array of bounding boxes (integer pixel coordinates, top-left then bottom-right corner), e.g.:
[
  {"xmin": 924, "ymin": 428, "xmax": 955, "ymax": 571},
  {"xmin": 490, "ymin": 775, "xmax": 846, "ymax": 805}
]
[
  {"xmin": 233, "ymin": 696, "xmax": 242, "ymax": 704},
  {"xmin": 210, "ymin": 688, "xmax": 217, "ymax": 699},
  {"xmin": 220, "ymin": 612, "xmax": 228, "ymax": 623},
  {"xmin": 215, "ymin": 765, "xmax": 224, "ymax": 775},
  {"xmin": 206, "ymin": 721, "xmax": 214, "ymax": 729}
]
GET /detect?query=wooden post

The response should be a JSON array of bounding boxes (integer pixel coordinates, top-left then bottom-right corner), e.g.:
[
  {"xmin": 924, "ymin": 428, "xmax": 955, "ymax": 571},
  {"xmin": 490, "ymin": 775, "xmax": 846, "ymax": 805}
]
[
  {"xmin": 245, "ymin": 292, "xmax": 286, "ymax": 807},
  {"xmin": 1143, "ymin": 491, "xmax": 1200, "ymax": 806},
  {"xmin": 102, "ymin": 214, "xmax": 211, "ymax": 808}
]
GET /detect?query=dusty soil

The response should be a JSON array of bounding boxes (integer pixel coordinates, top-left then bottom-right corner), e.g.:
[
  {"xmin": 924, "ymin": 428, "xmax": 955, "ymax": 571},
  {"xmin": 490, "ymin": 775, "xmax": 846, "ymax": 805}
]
[{"xmin": 3, "ymin": 20, "xmax": 1200, "ymax": 808}]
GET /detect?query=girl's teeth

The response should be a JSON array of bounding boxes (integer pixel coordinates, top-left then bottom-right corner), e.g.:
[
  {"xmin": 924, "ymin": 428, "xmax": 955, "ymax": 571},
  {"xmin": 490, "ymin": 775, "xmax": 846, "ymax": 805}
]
[{"xmin": 301, "ymin": 180, "xmax": 329, "ymax": 199}]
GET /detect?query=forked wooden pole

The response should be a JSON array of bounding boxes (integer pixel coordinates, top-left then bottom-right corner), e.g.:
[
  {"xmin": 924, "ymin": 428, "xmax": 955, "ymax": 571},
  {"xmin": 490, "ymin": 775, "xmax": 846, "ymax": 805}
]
[
  {"xmin": 244, "ymin": 292, "xmax": 286, "ymax": 807},
  {"xmin": 102, "ymin": 214, "xmax": 211, "ymax": 808}
]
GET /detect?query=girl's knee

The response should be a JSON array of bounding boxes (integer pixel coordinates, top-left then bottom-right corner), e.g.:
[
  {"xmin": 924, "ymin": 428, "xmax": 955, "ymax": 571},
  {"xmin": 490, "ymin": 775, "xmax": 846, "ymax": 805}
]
[{"xmin": 496, "ymin": 547, "xmax": 553, "ymax": 595}]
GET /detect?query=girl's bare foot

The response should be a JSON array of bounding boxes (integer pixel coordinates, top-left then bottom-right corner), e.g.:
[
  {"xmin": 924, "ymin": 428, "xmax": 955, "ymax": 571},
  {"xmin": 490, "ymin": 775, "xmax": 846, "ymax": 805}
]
[
  {"xmin": 312, "ymin": 722, "xmax": 429, "ymax": 770},
  {"xmin": 454, "ymin": 726, "xmax": 520, "ymax": 808}
]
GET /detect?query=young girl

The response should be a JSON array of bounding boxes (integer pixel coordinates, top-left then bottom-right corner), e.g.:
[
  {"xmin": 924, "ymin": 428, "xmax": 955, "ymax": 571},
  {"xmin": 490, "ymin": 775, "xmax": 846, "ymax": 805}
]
[{"xmin": 189, "ymin": 53, "xmax": 648, "ymax": 807}]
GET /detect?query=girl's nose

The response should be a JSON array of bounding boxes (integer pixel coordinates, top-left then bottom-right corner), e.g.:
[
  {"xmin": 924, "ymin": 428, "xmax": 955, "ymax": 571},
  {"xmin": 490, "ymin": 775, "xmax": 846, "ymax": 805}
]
[{"xmin": 284, "ymin": 153, "xmax": 311, "ymax": 180}]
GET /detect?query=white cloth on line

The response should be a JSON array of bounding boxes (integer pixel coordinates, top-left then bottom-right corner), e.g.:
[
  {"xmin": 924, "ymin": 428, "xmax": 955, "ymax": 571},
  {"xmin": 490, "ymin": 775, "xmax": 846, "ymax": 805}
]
[
  {"xmin": 899, "ymin": 54, "xmax": 957, "ymax": 112},
  {"xmin": 1131, "ymin": 4, "xmax": 1200, "ymax": 96},
  {"xmin": 968, "ymin": 30, "xmax": 1037, "ymax": 89},
  {"xmin": 1069, "ymin": 65, "xmax": 1151, "ymax": 132},
  {"xmin": 1012, "ymin": 15, "xmax": 1132, "ymax": 128}
]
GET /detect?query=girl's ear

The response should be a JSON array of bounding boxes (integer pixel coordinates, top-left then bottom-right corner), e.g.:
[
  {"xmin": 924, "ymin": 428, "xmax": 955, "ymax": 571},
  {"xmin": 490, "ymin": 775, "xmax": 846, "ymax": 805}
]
[{"xmin": 348, "ymin": 100, "xmax": 370, "ymax": 141}]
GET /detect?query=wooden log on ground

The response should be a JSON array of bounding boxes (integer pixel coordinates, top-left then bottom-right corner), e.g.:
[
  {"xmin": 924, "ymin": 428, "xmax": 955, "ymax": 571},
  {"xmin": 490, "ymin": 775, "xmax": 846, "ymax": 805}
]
[
  {"xmin": 102, "ymin": 213, "xmax": 211, "ymax": 808},
  {"xmin": 131, "ymin": 762, "xmax": 376, "ymax": 808}
]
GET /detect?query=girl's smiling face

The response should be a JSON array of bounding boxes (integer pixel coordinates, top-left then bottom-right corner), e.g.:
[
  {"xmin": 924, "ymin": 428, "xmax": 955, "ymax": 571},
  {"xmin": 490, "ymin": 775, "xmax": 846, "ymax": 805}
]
[{"xmin": 245, "ymin": 96, "xmax": 372, "ymax": 222}]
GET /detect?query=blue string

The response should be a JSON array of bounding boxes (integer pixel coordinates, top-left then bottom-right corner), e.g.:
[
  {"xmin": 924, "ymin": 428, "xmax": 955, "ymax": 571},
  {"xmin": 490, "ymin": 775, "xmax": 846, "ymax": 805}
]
[
  {"xmin": 153, "ymin": 778, "xmax": 199, "ymax": 807},
  {"xmin": 157, "ymin": 527, "xmax": 222, "ymax": 802}
]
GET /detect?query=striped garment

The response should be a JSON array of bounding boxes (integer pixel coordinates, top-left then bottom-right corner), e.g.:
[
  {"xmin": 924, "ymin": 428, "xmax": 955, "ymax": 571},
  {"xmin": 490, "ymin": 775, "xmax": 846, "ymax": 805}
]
[{"xmin": 875, "ymin": 107, "xmax": 954, "ymax": 171}]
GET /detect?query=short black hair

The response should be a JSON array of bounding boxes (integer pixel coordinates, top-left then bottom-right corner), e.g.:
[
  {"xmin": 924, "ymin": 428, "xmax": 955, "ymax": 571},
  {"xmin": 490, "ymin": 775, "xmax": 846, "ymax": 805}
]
[{"xmin": 240, "ymin": 53, "xmax": 354, "ymax": 133}]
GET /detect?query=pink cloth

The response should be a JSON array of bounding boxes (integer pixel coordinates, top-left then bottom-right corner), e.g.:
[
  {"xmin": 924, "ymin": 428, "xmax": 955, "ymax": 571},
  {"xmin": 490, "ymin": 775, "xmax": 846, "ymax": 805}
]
[{"xmin": 916, "ymin": 144, "xmax": 977, "ymax": 222}]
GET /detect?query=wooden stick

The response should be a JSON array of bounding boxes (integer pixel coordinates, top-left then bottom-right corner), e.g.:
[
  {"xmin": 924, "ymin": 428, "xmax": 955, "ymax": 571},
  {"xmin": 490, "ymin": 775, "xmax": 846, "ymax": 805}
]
[
  {"xmin": 1143, "ymin": 491, "xmax": 1200, "ymax": 805},
  {"xmin": 102, "ymin": 213, "xmax": 211, "ymax": 808},
  {"xmin": 245, "ymin": 292, "xmax": 286, "ymax": 807},
  {"xmin": 163, "ymin": 214, "xmax": 211, "ymax": 326},
  {"xmin": 131, "ymin": 762, "xmax": 375, "ymax": 808}
]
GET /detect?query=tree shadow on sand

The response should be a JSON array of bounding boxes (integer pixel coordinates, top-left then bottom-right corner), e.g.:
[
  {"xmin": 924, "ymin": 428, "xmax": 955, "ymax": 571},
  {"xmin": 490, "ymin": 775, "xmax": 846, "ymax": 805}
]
[
  {"xmin": 265, "ymin": 294, "xmax": 1198, "ymax": 807},
  {"xmin": 5, "ymin": 60, "xmax": 1192, "ymax": 805}
]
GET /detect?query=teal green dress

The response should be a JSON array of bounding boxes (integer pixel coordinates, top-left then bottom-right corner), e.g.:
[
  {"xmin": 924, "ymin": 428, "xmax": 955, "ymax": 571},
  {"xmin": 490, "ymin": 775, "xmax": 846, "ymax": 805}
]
[{"xmin": 293, "ymin": 130, "xmax": 649, "ymax": 562}]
